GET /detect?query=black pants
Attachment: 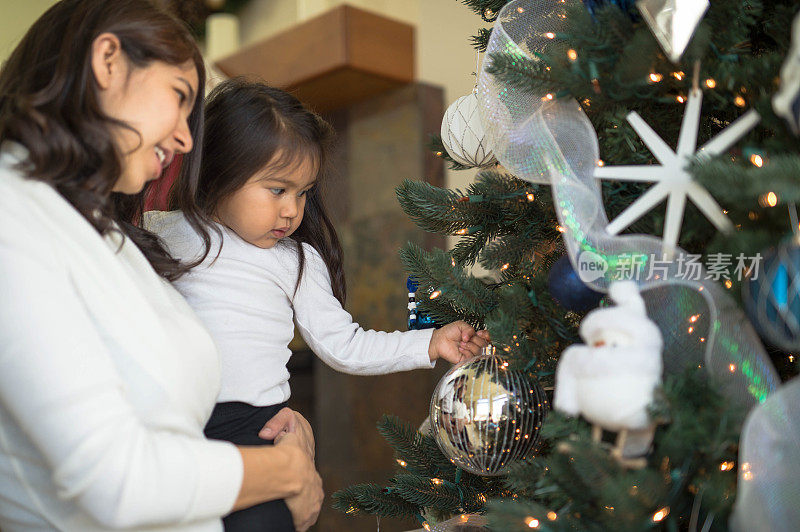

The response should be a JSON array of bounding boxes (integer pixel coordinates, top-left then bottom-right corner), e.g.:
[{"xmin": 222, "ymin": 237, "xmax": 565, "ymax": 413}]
[{"xmin": 205, "ymin": 402, "xmax": 295, "ymax": 532}]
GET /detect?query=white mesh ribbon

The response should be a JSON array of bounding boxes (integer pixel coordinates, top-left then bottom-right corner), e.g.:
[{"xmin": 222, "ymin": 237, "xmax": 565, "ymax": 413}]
[
  {"xmin": 731, "ymin": 376, "xmax": 800, "ymax": 530},
  {"xmin": 477, "ymin": 0, "xmax": 779, "ymax": 409}
]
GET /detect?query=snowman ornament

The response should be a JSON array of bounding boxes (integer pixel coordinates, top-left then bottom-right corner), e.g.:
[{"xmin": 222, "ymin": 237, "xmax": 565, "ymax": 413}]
[{"xmin": 554, "ymin": 281, "xmax": 663, "ymax": 467}]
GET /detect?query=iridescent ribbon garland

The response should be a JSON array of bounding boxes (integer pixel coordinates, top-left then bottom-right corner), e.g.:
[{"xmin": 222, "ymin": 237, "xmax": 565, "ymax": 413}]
[{"xmin": 476, "ymin": 0, "xmax": 779, "ymax": 409}]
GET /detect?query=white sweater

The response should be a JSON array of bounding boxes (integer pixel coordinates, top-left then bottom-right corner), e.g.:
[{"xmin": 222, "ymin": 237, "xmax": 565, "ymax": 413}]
[
  {"xmin": 144, "ymin": 211, "xmax": 435, "ymax": 407},
  {"xmin": 0, "ymin": 144, "xmax": 242, "ymax": 531}
]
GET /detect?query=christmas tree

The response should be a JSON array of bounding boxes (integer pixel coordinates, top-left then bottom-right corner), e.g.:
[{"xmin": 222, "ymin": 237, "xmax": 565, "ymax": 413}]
[{"xmin": 334, "ymin": 0, "xmax": 800, "ymax": 530}]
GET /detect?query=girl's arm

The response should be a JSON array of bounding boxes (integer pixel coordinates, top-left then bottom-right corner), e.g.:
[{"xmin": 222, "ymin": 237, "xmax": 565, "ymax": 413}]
[{"xmin": 292, "ymin": 245, "xmax": 486, "ymax": 374}]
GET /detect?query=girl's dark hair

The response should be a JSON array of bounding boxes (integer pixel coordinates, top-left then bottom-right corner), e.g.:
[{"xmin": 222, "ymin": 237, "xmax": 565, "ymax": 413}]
[
  {"xmin": 0, "ymin": 0, "xmax": 205, "ymax": 281},
  {"xmin": 173, "ymin": 78, "xmax": 346, "ymax": 304}
]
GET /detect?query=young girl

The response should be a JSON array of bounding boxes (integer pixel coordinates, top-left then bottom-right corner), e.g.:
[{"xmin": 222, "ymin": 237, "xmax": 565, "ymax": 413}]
[{"xmin": 145, "ymin": 78, "xmax": 489, "ymax": 530}]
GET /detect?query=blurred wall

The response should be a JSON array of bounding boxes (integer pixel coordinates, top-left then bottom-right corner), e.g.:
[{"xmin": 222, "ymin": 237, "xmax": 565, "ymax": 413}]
[
  {"xmin": 0, "ymin": 0, "xmax": 58, "ymax": 65},
  {"xmin": 237, "ymin": 0, "xmax": 485, "ymax": 196}
]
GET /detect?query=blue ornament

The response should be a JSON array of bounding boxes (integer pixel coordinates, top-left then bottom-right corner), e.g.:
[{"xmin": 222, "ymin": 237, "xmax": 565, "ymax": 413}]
[
  {"xmin": 548, "ymin": 255, "xmax": 604, "ymax": 312},
  {"xmin": 743, "ymin": 240, "xmax": 800, "ymax": 352},
  {"xmin": 582, "ymin": 0, "xmax": 636, "ymax": 16},
  {"xmin": 407, "ymin": 276, "xmax": 438, "ymax": 330}
]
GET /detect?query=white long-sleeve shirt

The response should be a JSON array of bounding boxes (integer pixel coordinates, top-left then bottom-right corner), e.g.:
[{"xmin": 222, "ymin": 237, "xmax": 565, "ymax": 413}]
[
  {"xmin": 144, "ymin": 211, "xmax": 435, "ymax": 407},
  {"xmin": 0, "ymin": 144, "xmax": 242, "ymax": 531}
]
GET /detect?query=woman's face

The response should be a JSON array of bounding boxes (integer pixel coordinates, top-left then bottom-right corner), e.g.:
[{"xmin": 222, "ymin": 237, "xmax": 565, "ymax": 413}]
[{"xmin": 92, "ymin": 34, "xmax": 199, "ymax": 194}]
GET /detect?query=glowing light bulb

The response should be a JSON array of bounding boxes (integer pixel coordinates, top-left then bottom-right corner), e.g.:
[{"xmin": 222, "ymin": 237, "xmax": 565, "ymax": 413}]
[
  {"xmin": 429, "ymin": 290, "xmax": 441, "ymax": 300},
  {"xmin": 525, "ymin": 517, "xmax": 540, "ymax": 528},
  {"xmin": 526, "ymin": 192, "xmax": 535, "ymax": 201},
  {"xmin": 567, "ymin": 49, "xmax": 577, "ymax": 61},
  {"xmin": 652, "ymin": 507, "xmax": 670, "ymax": 522},
  {"xmin": 597, "ymin": 159, "xmax": 604, "ymax": 167},
  {"xmin": 544, "ymin": 32, "xmax": 555, "ymax": 39},
  {"xmin": 676, "ymin": 95, "xmax": 686, "ymax": 103},
  {"xmin": 501, "ymin": 263, "xmax": 510, "ymax": 271},
  {"xmin": 547, "ymin": 511, "xmax": 557, "ymax": 521},
  {"xmin": 649, "ymin": 72, "xmax": 663, "ymax": 82},
  {"xmin": 766, "ymin": 191, "xmax": 778, "ymax": 207},
  {"xmin": 705, "ymin": 78, "xmax": 716, "ymax": 88},
  {"xmin": 720, "ymin": 461, "xmax": 735, "ymax": 471},
  {"xmin": 750, "ymin": 154, "xmax": 764, "ymax": 167},
  {"xmin": 734, "ymin": 95, "xmax": 746, "ymax": 107},
  {"xmin": 672, "ymin": 71, "xmax": 684, "ymax": 80},
  {"xmin": 729, "ymin": 363, "xmax": 736, "ymax": 372}
]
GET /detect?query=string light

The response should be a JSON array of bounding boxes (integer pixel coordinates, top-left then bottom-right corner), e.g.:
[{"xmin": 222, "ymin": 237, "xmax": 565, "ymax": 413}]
[
  {"xmin": 526, "ymin": 192, "xmax": 535, "ymax": 201},
  {"xmin": 649, "ymin": 72, "xmax": 663, "ymax": 83},
  {"xmin": 435, "ymin": 151, "xmax": 443, "ymax": 157},
  {"xmin": 556, "ymin": 225, "xmax": 566, "ymax": 233},
  {"xmin": 705, "ymin": 78, "xmax": 716, "ymax": 88},
  {"xmin": 429, "ymin": 290, "xmax": 442, "ymax": 300},
  {"xmin": 789, "ymin": 355, "xmax": 795, "ymax": 363},
  {"xmin": 689, "ymin": 314, "xmax": 699, "ymax": 323},
  {"xmin": 750, "ymin": 154, "xmax": 764, "ymax": 167},
  {"xmin": 456, "ymin": 228, "xmax": 469, "ymax": 235},
  {"xmin": 542, "ymin": 93, "xmax": 554, "ymax": 101},
  {"xmin": 652, "ymin": 507, "xmax": 670, "ymax": 522},
  {"xmin": 734, "ymin": 95, "xmax": 746, "ymax": 107},
  {"xmin": 725, "ymin": 280, "xmax": 733, "ymax": 289},
  {"xmin": 676, "ymin": 95, "xmax": 686, "ymax": 103},
  {"xmin": 672, "ymin": 71, "xmax": 685, "ymax": 80},
  {"xmin": 597, "ymin": 159, "xmax": 604, "ymax": 167},
  {"xmin": 501, "ymin": 263, "xmax": 510, "ymax": 271},
  {"xmin": 720, "ymin": 461, "xmax": 735, "ymax": 471},
  {"xmin": 547, "ymin": 511, "xmax": 557, "ymax": 521},
  {"xmin": 765, "ymin": 191, "xmax": 778, "ymax": 207},
  {"xmin": 544, "ymin": 32, "xmax": 556, "ymax": 39},
  {"xmin": 432, "ymin": 478, "xmax": 443, "ymax": 485},
  {"xmin": 396, "ymin": 459, "xmax": 407, "ymax": 467},
  {"xmin": 567, "ymin": 49, "xmax": 577, "ymax": 61},
  {"xmin": 729, "ymin": 363, "xmax": 737, "ymax": 372},
  {"xmin": 524, "ymin": 517, "xmax": 540, "ymax": 528},
  {"xmin": 422, "ymin": 522, "xmax": 431, "ymax": 531}
]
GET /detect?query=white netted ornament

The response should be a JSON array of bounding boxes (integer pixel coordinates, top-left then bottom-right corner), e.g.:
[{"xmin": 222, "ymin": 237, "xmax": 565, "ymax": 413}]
[{"xmin": 440, "ymin": 91, "xmax": 496, "ymax": 168}]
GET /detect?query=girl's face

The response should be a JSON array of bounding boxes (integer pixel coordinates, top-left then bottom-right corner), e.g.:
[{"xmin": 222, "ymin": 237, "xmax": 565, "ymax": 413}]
[
  {"xmin": 92, "ymin": 33, "xmax": 198, "ymax": 194},
  {"xmin": 215, "ymin": 156, "xmax": 317, "ymax": 249}
]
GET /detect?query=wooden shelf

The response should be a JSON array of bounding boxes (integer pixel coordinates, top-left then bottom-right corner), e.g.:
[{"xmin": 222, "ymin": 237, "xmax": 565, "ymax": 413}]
[{"xmin": 214, "ymin": 5, "xmax": 414, "ymax": 113}]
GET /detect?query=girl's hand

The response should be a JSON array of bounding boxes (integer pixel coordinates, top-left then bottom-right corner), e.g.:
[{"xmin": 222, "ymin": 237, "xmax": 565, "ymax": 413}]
[{"xmin": 428, "ymin": 321, "xmax": 491, "ymax": 364}]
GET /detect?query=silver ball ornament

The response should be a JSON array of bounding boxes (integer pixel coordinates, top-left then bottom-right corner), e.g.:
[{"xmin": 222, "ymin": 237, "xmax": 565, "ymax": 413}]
[
  {"xmin": 440, "ymin": 91, "xmax": 496, "ymax": 168},
  {"xmin": 429, "ymin": 347, "xmax": 547, "ymax": 476}
]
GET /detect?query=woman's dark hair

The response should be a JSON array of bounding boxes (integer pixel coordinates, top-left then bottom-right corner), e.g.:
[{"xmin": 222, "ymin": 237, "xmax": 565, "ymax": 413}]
[
  {"xmin": 173, "ymin": 78, "xmax": 346, "ymax": 304},
  {"xmin": 0, "ymin": 0, "xmax": 205, "ymax": 280}
]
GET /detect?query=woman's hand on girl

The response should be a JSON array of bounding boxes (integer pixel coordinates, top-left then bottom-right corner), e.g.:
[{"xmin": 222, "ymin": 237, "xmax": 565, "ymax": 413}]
[
  {"xmin": 428, "ymin": 321, "xmax": 491, "ymax": 364},
  {"xmin": 259, "ymin": 407, "xmax": 315, "ymax": 459},
  {"xmin": 274, "ymin": 433, "xmax": 324, "ymax": 531}
]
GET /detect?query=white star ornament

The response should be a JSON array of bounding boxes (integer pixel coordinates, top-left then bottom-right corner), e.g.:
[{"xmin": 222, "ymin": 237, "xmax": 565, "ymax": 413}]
[{"xmin": 593, "ymin": 89, "xmax": 760, "ymax": 258}]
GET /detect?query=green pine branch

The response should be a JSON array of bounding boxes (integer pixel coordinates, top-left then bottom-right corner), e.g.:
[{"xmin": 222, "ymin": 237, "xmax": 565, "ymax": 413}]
[{"xmin": 332, "ymin": 484, "xmax": 421, "ymax": 519}]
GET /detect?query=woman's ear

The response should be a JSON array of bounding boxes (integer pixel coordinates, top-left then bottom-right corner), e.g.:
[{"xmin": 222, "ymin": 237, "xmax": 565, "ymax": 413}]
[{"xmin": 91, "ymin": 32, "xmax": 124, "ymax": 90}]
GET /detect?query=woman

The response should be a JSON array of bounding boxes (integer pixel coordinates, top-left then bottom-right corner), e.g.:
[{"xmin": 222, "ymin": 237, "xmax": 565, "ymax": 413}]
[{"xmin": 0, "ymin": 1, "xmax": 322, "ymax": 530}]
